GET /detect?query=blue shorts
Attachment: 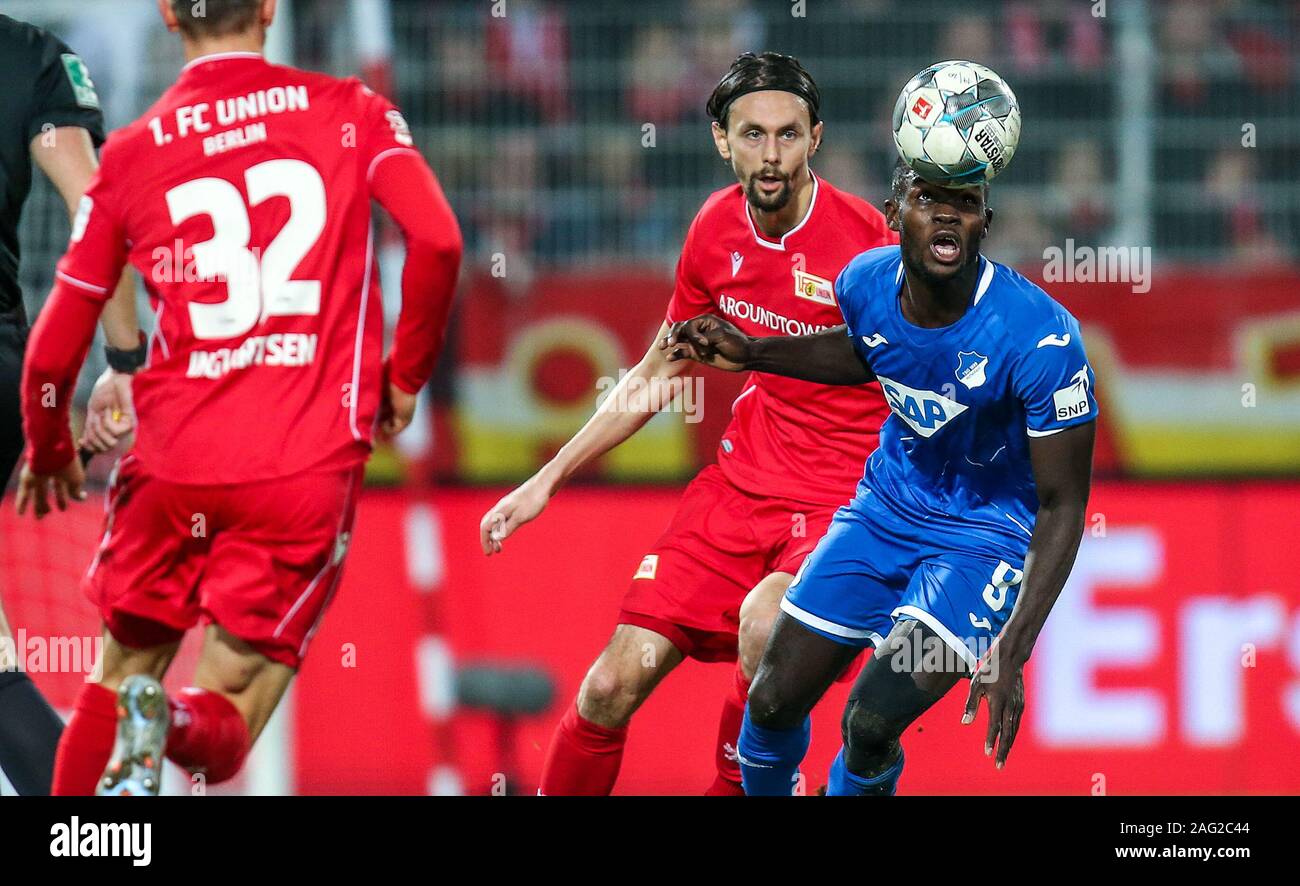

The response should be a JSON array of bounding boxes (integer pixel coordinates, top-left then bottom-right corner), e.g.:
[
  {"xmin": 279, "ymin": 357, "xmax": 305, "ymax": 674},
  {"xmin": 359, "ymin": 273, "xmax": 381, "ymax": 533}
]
[{"xmin": 780, "ymin": 501, "xmax": 1024, "ymax": 670}]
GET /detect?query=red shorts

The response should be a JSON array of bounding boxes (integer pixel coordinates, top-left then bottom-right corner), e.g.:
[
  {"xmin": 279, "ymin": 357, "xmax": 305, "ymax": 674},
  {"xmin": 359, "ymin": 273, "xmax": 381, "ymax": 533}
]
[
  {"xmin": 620, "ymin": 463, "xmax": 851, "ymax": 665},
  {"xmin": 83, "ymin": 454, "xmax": 363, "ymax": 668}
]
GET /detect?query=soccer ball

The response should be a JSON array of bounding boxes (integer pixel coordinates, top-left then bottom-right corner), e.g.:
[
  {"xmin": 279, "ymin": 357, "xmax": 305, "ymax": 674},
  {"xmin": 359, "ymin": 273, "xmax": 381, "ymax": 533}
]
[{"xmin": 891, "ymin": 60, "xmax": 1021, "ymax": 186}]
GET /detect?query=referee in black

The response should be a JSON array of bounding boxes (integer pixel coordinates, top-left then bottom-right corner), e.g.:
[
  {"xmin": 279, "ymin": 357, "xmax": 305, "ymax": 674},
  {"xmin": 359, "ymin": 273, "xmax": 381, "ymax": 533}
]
[{"xmin": 0, "ymin": 13, "xmax": 140, "ymax": 795}]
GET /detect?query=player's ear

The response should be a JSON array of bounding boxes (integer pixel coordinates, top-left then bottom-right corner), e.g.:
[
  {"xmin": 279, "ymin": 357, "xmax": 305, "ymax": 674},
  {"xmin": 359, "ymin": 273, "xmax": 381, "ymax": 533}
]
[
  {"xmin": 711, "ymin": 121, "xmax": 731, "ymax": 161},
  {"xmin": 808, "ymin": 120, "xmax": 824, "ymax": 157},
  {"xmin": 983, "ymin": 207, "xmax": 993, "ymax": 239},
  {"xmin": 157, "ymin": 0, "xmax": 180, "ymax": 32},
  {"xmin": 884, "ymin": 198, "xmax": 901, "ymax": 232},
  {"xmin": 262, "ymin": 0, "xmax": 278, "ymax": 28}
]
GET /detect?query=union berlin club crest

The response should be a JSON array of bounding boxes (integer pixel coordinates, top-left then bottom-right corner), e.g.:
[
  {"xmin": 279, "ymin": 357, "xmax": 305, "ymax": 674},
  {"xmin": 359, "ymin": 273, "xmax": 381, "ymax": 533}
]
[{"xmin": 792, "ymin": 268, "xmax": 836, "ymax": 306}]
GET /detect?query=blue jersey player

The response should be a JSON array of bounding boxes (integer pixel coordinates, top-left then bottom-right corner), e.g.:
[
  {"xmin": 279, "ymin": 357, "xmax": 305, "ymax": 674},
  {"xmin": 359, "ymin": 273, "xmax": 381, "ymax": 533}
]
[{"xmin": 661, "ymin": 162, "xmax": 1097, "ymax": 795}]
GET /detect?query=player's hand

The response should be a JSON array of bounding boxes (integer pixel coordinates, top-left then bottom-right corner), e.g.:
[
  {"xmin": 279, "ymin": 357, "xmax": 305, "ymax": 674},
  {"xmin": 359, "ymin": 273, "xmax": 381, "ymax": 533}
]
[
  {"xmin": 15, "ymin": 457, "xmax": 87, "ymax": 520},
  {"xmin": 961, "ymin": 637, "xmax": 1026, "ymax": 769},
  {"xmin": 660, "ymin": 314, "xmax": 752, "ymax": 372},
  {"xmin": 79, "ymin": 368, "xmax": 136, "ymax": 453},
  {"xmin": 379, "ymin": 380, "xmax": 418, "ymax": 439},
  {"xmin": 479, "ymin": 476, "xmax": 550, "ymax": 556}
]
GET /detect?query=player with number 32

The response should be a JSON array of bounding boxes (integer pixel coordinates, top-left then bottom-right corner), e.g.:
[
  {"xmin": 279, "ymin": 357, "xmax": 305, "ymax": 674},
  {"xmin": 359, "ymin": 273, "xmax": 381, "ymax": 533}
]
[{"xmin": 18, "ymin": 0, "xmax": 462, "ymax": 796}]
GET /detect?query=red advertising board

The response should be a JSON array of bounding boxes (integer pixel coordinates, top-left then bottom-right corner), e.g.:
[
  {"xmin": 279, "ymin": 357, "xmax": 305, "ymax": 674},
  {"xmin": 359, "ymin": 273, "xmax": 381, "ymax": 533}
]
[
  {"xmin": 295, "ymin": 481, "xmax": 1300, "ymax": 795},
  {"xmin": 4, "ymin": 481, "xmax": 1297, "ymax": 794}
]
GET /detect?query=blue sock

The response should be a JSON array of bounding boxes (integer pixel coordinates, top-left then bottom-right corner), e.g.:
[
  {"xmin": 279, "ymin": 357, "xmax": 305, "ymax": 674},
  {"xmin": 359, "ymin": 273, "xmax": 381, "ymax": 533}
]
[
  {"xmin": 737, "ymin": 707, "xmax": 810, "ymax": 796},
  {"xmin": 827, "ymin": 745, "xmax": 905, "ymax": 796}
]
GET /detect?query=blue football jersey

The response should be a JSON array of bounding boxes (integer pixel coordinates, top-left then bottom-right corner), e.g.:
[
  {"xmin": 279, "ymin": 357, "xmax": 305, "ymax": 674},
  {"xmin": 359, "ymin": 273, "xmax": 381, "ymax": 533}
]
[{"xmin": 836, "ymin": 246, "xmax": 1098, "ymax": 561}]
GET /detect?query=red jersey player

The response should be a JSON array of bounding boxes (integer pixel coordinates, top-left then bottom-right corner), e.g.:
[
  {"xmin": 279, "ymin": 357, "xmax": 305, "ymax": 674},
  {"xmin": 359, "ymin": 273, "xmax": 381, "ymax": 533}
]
[
  {"xmin": 479, "ymin": 53, "xmax": 895, "ymax": 795},
  {"xmin": 17, "ymin": 0, "xmax": 462, "ymax": 795}
]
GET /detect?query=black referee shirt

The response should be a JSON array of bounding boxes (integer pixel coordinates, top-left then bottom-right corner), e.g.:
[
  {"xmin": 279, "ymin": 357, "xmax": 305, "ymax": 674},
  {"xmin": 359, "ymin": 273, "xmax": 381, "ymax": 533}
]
[{"xmin": 0, "ymin": 13, "xmax": 106, "ymax": 326}]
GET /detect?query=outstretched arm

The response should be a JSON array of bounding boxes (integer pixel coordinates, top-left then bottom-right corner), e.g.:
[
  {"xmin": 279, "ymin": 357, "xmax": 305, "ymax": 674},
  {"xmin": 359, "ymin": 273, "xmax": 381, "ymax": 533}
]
[
  {"xmin": 479, "ymin": 320, "xmax": 694, "ymax": 554},
  {"xmin": 962, "ymin": 420, "xmax": 1095, "ymax": 766},
  {"xmin": 661, "ymin": 314, "xmax": 874, "ymax": 385}
]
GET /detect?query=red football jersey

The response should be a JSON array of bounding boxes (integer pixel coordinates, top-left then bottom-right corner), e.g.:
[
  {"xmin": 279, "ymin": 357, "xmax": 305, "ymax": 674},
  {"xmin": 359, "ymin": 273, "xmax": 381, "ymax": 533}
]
[
  {"xmin": 57, "ymin": 52, "xmax": 423, "ymax": 484},
  {"xmin": 667, "ymin": 174, "xmax": 895, "ymax": 506}
]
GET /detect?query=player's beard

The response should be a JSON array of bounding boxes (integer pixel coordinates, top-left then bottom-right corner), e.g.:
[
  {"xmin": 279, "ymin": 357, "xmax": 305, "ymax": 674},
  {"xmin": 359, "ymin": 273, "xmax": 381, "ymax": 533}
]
[{"xmin": 743, "ymin": 168, "xmax": 794, "ymax": 213}]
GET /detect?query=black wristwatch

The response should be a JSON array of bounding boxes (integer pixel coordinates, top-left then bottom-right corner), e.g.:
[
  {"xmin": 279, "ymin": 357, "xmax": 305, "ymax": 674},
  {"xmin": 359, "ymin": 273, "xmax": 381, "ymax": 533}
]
[{"xmin": 105, "ymin": 332, "xmax": 148, "ymax": 374}]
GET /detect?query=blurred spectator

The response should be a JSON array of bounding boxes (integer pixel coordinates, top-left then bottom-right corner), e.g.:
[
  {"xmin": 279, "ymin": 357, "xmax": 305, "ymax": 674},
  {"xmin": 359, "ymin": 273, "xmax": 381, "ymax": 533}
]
[
  {"xmin": 437, "ymin": 28, "xmax": 492, "ymax": 123},
  {"xmin": 1225, "ymin": 25, "xmax": 1292, "ymax": 93},
  {"xmin": 1159, "ymin": 0, "xmax": 1240, "ymax": 107},
  {"xmin": 485, "ymin": 0, "xmax": 571, "ymax": 123},
  {"xmin": 593, "ymin": 131, "xmax": 675, "ymax": 260},
  {"xmin": 815, "ymin": 147, "xmax": 880, "ymax": 207},
  {"xmin": 1204, "ymin": 147, "xmax": 1290, "ymax": 266},
  {"xmin": 475, "ymin": 131, "xmax": 546, "ymax": 293},
  {"xmin": 984, "ymin": 194, "xmax": 1054, "ymax": 269},
  {"xmin": 687, "ymin": 0, "xmax": 766, "ymax": 100},
  {"xmin": 937, "ymin": 13, "xmax": 999, "ymax": 67},
  {"xmin": 1049, "ymin": 139, "xmax": 1111, "ymax": 243},
  {"xmin": 1005, "ymin": 0, "xmax": 1105, "ymax": 73},
  {"xmin": 625, "ymin": 25, "xmax": 697, "ymax": 124}
]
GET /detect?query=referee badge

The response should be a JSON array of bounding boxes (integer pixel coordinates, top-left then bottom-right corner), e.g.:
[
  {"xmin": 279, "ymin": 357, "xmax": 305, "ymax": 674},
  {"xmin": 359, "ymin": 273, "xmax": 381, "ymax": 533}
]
[{"xmin": 61, "ymin": 54, "xmax": 100, "ymax": 110}]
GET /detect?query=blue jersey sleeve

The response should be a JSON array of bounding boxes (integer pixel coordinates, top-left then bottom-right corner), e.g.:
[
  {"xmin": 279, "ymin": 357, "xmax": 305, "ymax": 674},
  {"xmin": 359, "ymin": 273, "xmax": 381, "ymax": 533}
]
[
  {"xmin": 1012, "ymin": 316, "xmax": 1099, "ymax": 437},
  {"xmin": 835, "ymin": 246, "xmax": 892, "ymax": 366},
  {"xmin": 835, "ymin": 262, "xmax": 864, "ymax": 349}
]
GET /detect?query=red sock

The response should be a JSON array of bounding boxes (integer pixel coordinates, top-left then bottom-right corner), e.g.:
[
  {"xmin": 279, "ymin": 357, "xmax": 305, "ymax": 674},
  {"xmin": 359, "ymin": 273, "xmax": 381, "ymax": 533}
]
[
  {"xmin": 51, "ymin": 683, "xmax": 118, "ymax": 796},
  {"xmin": 166, "ymin": 688, "xmax": 250, "ymax": 784},
  {"xmin": 538, "ymin": 703, "xmax": 627, "ymax": 796},
  {"xmin": 704, "ymin": 663, "xmax": 750, "ymax": 796}
]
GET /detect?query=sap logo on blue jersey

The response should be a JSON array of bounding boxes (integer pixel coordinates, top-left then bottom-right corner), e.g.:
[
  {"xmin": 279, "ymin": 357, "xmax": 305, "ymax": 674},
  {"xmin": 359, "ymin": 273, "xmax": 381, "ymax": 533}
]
[
  {"xmin": 877, "ymin": 375, "xmax": 968, "ymax": 437},
  {"xmin": 955, "ymin": 351, "xmax": 989, "ymax": 389}
]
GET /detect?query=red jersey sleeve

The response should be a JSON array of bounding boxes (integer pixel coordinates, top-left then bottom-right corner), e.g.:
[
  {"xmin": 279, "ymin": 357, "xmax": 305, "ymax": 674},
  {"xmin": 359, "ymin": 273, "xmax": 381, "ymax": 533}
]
[
  {"xmin": 664, "ymin": 211, "xmax": 715, "ymax": 325},
  {"xmin": 359, "ymin": 85, "xmax": 463, "ymax": 394},
  {"xmin": 24, "ymin": 142, "xmax": 129, "ymax": 472},
  {"xmin": 357, "ymin": 84, "xmax": 422, "ymax": 181},
  {"xmin": 23, "ymin": 141, "xmax": 128, "ymax": 472},
  {"xmin": 370, "ymin": 152, "xmax": 463, "ymax": 394}
]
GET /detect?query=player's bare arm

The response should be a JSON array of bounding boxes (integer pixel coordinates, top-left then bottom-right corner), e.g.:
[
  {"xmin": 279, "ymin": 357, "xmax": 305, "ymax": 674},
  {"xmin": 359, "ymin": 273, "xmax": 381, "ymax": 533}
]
[
  {"xmin": 83, "ymin": 273, "xmax": 142, "ymax": 453},
  {"xmin": 32, "ymin": 126, "xmax": 139, "ymax": 350},
  {"xmin": 662, "ymin": 313, "xmax": 874, "ymax": 385},
  {"xmin": 480, "ymin": 319, "xmax": 692, "ymax": 555},
  {"xmin": 32, "ymin": 125, "xmax": 140, "ymax": 453},
  {"xmin": 962, "ymin": 419, "xmax": 1095, "ymax": 767}
]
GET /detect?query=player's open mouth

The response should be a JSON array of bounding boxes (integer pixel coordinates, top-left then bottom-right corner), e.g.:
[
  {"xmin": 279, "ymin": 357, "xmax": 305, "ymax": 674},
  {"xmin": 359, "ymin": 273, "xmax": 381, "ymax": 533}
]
[
  {"xmin": 929, "ymin": 232, "xmax": 961, "ymax": 264},
  {"xmin": 755, "ymin": 174, "xmax": 785, "ymax": 194}
]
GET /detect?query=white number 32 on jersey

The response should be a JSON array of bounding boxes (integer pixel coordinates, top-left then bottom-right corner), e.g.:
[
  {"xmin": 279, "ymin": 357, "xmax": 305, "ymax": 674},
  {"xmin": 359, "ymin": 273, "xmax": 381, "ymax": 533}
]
[{"xmin": 165, "ymin": 158, "xmax": 326, "ymax": 340}]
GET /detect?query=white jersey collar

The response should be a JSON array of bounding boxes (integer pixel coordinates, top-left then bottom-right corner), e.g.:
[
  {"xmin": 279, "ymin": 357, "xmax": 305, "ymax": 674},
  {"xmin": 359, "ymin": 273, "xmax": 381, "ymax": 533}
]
[{"xmin": 182, "ymin": 51, "xmax": 264, "ymax": 72}]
